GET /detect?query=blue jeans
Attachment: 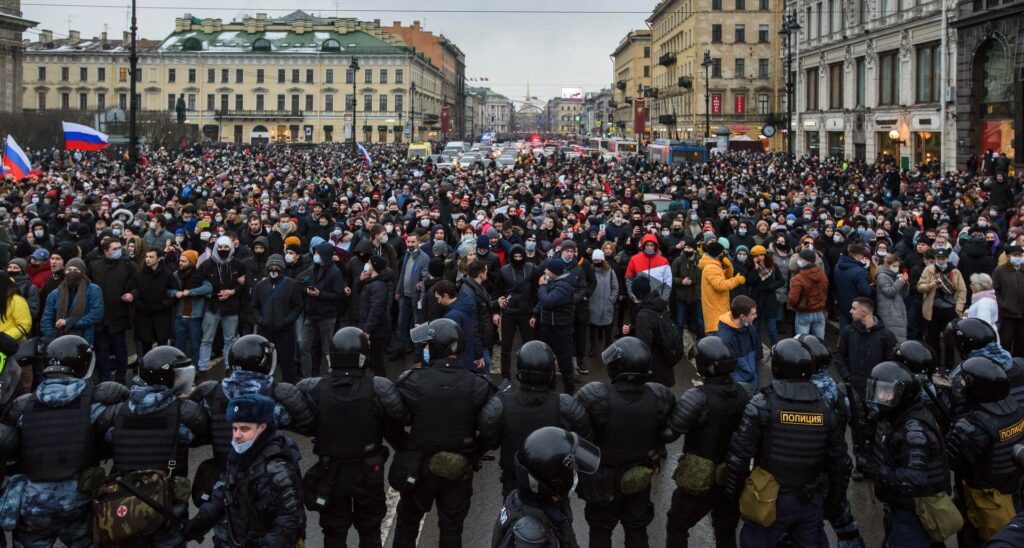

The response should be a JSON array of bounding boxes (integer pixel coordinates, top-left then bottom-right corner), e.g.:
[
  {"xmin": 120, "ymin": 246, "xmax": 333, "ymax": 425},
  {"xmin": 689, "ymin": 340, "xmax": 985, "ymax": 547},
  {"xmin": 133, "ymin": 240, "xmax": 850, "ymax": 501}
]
[
  {"xmin": 740, "ymin": 492, "xmax": 826, "ymax": 547},
  {"xmin": 395, "ymin": 295, "xmax": 416, "ymax": 353},
  {"xmin": 883, "ymin": 505, "xmax": 932, "ymax": 548},
  {"xmin": 94, "ymin": 327, "xmax": 128, "ymax": 383},
  {"xmin": 761, "ymin": 307, "xmax": 782, "ymax": 345},
  {"xmin": 199, "ymin": 312, "xmax": 238, "ymax": 371},
  {"xmin": 795, "ymin": 311, "xmax": 826, "ymax": 339},
  {"xmin": 174, "ymin": 316, "xmax": 203, "ymax": 366},
  {"xmin": 674, "ymin": 298, "xmax": 705, "ymax": 336}
]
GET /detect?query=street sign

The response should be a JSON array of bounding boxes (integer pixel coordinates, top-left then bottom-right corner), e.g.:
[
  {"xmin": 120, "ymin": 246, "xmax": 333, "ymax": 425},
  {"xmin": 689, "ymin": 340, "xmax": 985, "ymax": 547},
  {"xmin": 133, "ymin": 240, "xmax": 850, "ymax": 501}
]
[{"xmin": 404, "ymin": 128, "xmax": 412, "ymax": 137}]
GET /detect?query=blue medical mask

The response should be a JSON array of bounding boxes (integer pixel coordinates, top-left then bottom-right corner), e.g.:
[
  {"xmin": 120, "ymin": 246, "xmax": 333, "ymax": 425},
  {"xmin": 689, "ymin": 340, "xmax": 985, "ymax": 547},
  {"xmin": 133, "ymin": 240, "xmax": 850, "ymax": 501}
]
[
  {"xmin": 231, "ymin": 439, "xmax": 256, "ymax": 454},
  {"xmin": 108, "ymin": 249, "xmax": 122, "ymax": 260},
  {"xmin": 313, "ymin": 254, "xmax": 322, "ymax": 265}
]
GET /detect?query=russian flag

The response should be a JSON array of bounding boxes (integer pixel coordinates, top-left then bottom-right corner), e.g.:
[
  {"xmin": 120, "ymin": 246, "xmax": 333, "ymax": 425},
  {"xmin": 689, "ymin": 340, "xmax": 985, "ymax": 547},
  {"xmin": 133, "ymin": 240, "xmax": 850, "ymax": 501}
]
[
  {"xmin": 357, "ymin": 143, "xmax": 372, "ymax": 168},
  {"xmin": 2, "ymin": 136, "xmax": 31, "ymax": 180},
  {"xmin": 62, "ymin": 121, "xmax": 109, "ymax": 151}
]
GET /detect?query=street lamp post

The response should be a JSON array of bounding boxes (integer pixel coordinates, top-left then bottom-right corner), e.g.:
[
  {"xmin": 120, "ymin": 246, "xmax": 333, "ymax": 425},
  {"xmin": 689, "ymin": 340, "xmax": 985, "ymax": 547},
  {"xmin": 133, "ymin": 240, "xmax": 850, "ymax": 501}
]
[
  {"xmin": 410, "ymin": 81, "xmax": 417, "ymax": 143},
  {"xmin": 127, "ymin": 0, "xmax": 138, "ymax": 176},
  {"xmin": 397, "ymin": 111, "xmax": 403, "ymax": 143},
  {"xmin": 350, "ymin": 57, "xmax": 359, "ymax": 155},
  {"xmin": 779, "ymin": 13, "xmax": 802, "ymax": 161},
  {"xmin": 701, "ymin": 51, "xmax": 712, "ymax": 140}
]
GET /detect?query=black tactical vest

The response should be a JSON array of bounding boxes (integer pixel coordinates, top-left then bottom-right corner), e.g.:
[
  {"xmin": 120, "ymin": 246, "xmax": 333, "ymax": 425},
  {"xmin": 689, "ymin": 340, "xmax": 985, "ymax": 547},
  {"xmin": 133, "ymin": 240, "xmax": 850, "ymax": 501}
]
[
  {"xmin": 758, "ymin": 387, "xmax": 831, "ymax": 488},
  {"xmin": 683, "ymin": 383, "xmax": 747, "ymax": 463},
  {"xmin": 1006, "ymin": 359, "xmax": 1024, "ymax": 412},
  {"xmin": 20, "ymin": 387, "xmax": 95, "ymax": 482},
  {"xmin": 899, "ymin": 407, "xmax": 949, "ymax": 494},
  {"xmin": 314, "ymin": 374, "xmax": 382, "ymax": 460},
  {"xmin": 965, "ymin": 405, "xmax": 1024, "ymax": 493},
  {"xmin": 112, "ymin": 399, "xmax": 182, "ymax": 474},
  {"xmin": 409, "ymin": 364, "xmax": 479, "ymax": 454},
  {"xmin": 497, "ymin": 390, "xmax": 561, "ymax": 473},
  {"xmin": 597, "ymin": 383, "xmax": 659, "ymax": 467},
  {"xmin": 210, "ymin": 385, "xmax": 233, "ymax": 466}
]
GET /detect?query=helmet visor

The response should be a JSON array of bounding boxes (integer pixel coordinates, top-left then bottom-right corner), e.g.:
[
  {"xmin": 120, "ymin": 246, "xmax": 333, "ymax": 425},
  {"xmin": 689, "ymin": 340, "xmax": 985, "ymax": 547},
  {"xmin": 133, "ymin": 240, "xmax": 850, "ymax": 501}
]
[
  {"xmin": 565, "ymin": 432, "xmax": 601, "ymax": 475},
  {"xmin": 600, "ymin": 344, "xmax": 624, "ymax": 366},
  {"xmin": 865, "ymin": 378, "xmax": 905, "ymax": 408},
  {"xmin": 265, "ymin": 345, "xmax": 278, "ymax": 376},
  {"xmin": 409, "ymin": 323, "xmax": 434, "ymax": 345},
  {"xmin": 174, "ymin": 365, "xmax": 197, "ymax": 396}
]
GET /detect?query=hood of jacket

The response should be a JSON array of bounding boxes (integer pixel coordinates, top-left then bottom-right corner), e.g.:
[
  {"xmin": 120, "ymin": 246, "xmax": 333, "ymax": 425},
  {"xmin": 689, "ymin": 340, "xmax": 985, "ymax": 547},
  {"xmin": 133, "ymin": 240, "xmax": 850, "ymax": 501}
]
[
  {"xmin": 836, "ymin": 254, "xmax": 865, "ymax": 274},
  {"xmin": 314, "ymin": 242, "xmax": 335, "ymax": 262},
  {"xmin": 640, "ymin": 233, "xmax": 660, "ymax": 249},
  {"xmin": 212, "ymin": 235, "xmax": 235, "ymax": 264},
  {"xmin": 354, "ymin": 239, "xmax": 374, "ymax": 256},
  {"xmin": 697, "ymin": 253, "xmax": 723, "ymax": 271},
  {"xmin": 35, "ymin": 377, "xmax": 88, "ymax": 407},
  {"xmin": 852, "ymin": 315, "xmax": 886, "ymax": 334},
  {"xmin": 717, "ymin": 311, "xmax": 748, "ymax": 331}
]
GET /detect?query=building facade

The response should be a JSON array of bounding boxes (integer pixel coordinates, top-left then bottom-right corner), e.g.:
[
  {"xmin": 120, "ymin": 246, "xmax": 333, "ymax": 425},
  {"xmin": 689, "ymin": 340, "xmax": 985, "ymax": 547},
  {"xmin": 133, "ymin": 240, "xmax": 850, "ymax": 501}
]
[
  {"xmin": 0, "ymin": 0, "xmax": 36, "ymax": 111},
  {"xmin": 789, "ymin": 0, "xmax": 956, "ymax": 170},
  {"xmin": 581, "ymin": 89, "xmax": 614, "ymax": 137},
  {"xmin": 545, "ymin": 97, "xmax": 582, "ymax": 135},
  {"xmin": 22, "ymin": 11, "xmax": 455, "ymax": 144},
  {"xmin": 952, "ymin": 0, "xmax": 1022, "ymax": 170},
  {"xmin": 610, "ymin": 29, "xmax": 652, "ymax": 139},
  {"xmin": 647, "ymin": 0, "xmax": 783, "ymax": 145},
  {"xmin": 476, "ymin": 88, "xmax": 513, "ymax": 136}
]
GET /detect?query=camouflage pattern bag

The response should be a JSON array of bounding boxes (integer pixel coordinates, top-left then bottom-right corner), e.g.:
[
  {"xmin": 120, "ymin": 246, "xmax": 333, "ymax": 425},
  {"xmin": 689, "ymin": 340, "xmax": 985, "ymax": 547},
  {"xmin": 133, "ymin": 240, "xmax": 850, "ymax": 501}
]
[{"xmin": 92, "ymin": 470, "xmax": 172, "ymax": 545}]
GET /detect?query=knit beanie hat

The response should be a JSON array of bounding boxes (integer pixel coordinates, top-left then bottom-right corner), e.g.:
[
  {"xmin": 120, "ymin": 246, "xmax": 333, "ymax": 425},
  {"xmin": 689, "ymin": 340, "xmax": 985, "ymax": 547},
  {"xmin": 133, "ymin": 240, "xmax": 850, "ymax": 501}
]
[
  {"xmin": 66, "ymin": 257, "xmax": 87, "ymax": 272},
  {"xmin": 266, "ymin": 254, "xmax": 286, "ymax": 270},
  {"xmin": 180, "ymin": 250, "xmax": 199, "ymax": 266}
]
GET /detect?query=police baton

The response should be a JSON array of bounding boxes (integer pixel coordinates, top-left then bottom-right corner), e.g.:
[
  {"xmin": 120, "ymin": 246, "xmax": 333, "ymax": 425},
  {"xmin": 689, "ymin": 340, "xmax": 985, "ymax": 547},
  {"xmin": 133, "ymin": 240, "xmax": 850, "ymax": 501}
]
[{"xmin": 114, "ymin": 477, "xmax": 183, "ymax": 528}]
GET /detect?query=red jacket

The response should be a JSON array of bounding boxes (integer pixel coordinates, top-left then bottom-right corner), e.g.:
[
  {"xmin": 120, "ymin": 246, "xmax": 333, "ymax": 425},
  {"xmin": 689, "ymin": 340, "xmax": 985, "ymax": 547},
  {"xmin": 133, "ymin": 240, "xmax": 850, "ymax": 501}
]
[{"xmin": 28, "ymin": 262, "xmax": 50, "ymax": 289}]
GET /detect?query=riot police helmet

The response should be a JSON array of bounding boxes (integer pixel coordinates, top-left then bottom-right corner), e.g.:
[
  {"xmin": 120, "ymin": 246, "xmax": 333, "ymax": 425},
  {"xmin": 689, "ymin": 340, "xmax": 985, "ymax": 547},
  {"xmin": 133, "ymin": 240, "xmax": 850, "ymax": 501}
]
[
  {"xmin": 515, "ymin": 340, "xmax": 556, "ymax": 386},
  {"xmin": 228, "ymin": 334, "xmax": 276, "ymax": 375},
  {"xmin": 770, "ymin": 338, "xmax": 815, "ymax": 380},
  {"xmin": 138, "ymin": 346, "xmax": 195, "ymax": 394},
  {"xmin": 43, "ymin": 335, "xmax": 94, "ymax": 379},
  {"xmin": 894, "ymin": 340, "xmax": 937, "ymax": 376},
  {"xmin": 794, "ymin": 334, "xmax": 831, "ymax": 372},
  {"xmin": 410, "ymin": 318, "xmax": 465, "ymax": 360},
  {"xmin": 866, "ymin": 361, "xmax": 920, "ymax": 414},
  {"xmin": 954, "ymin": 356, "xmax": 1010, "ymax": 404},
  {"xmin": 331, "ymin": 326, "xmax": 370, "ymax": 370},
  {"xmin": 601, "ymin": 337, "xmax": 652, "ymax": 381},
  {"xmin": 946, "ymin": 317, "xmax": 997, "ymax": 357},
  {"xmin": 515, "ymin": 426, "xmax": 600, "ymax": 499},
  {"xmin": 693, "ymin": 336, "xmax": 736, "ymax": 378}
]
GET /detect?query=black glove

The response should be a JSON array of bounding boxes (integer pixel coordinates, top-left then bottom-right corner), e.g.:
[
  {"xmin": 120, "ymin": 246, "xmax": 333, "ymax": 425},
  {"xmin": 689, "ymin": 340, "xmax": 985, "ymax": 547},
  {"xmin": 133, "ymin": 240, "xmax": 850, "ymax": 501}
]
[{"xmin": 181, "ymin": 519, "xmax": 205, "ymax": 542}]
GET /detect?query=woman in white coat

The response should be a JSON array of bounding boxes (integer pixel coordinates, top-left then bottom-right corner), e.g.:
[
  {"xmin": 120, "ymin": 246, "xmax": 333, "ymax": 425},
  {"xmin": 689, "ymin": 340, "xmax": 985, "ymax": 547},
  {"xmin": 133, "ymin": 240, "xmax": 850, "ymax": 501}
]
[{"xmin": 966, "ymin": 272, "xmax": 999, "ymax": 340}]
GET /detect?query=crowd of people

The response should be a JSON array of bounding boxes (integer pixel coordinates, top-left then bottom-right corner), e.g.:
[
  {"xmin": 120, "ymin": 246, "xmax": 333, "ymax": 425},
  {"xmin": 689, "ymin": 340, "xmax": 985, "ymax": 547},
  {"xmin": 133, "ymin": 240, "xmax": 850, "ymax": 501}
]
[{"xmin": 0, "ymin": 141, "xmax": 1023, "ymax": 547}]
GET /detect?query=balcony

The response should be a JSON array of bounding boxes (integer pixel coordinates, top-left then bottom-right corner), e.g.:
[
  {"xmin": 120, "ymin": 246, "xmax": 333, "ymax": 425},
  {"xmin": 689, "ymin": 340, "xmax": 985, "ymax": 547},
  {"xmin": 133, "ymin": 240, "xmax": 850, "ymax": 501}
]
[
  {"xmin": 615, "ymin": 80, "xmax": 626, "ymax": 91},
  {"xmin": 213, "ymin": 110, "xmax": 303, "ymax": 120},
  {"xmin": 677, "ymin": 76, "xmax": 693, "ymax": 90},
  {"xmin": 658, "ymin": 52, "xmax": 676, "ymax": 66}
]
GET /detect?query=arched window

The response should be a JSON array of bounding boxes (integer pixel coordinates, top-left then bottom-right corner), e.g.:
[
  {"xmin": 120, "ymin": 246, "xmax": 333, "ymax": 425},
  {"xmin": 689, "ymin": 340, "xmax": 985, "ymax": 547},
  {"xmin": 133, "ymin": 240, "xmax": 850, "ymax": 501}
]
[
  {"xmin": 321, "ymin": 39, "xmax": 341, "ymax": 52},
  {"xmin": 252, "ymin": 38, "xmax": 272, "ymax": 52},
  {"xmin": 181, "ymin": 37, "xmax": 203, "ymax": 51}
]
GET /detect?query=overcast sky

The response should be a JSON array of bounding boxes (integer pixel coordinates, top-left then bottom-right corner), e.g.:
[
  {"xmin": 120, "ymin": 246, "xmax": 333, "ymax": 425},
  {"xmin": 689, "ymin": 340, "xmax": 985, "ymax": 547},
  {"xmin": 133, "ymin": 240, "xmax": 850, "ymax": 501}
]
[{"xmin": 22, "ymin": 0, "xmax": 654, "ymax": 102}]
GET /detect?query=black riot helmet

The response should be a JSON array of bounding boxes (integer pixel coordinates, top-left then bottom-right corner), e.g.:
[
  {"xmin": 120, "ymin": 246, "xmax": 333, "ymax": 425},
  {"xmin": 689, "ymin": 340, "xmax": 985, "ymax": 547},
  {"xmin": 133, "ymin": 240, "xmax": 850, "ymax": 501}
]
[
  {"xmin": 770, "ymin": 339, "xmax": 815, "ymax": 381},
  {"xmin": 43, "ymin": 335, "xmax": 94, "ymax": 379},
  {"xmin": 794, "ymin": 334, "xmax": 830, "ymax": 373},
  {"xmin": 694, "ymin": 336, "xmax": 736, "ymax": 378},
  {"xmin": 331, "ymin": 327, "xmax": 370, "ymax": 370},
  {"xmin": 947, "ymin": 318, "xmax": 997, "ymax": 356},
  {"xmin": 601, "ymin": 337, "xmax": 652, "ymax": 381},
  {"xmin": 138, "ymin": 346, "xmax": 195, "ymax": 394},
  {"xmin": 955, "ymin": 357, "xmax": 1010, "ymax": 405},
  {"xmin": 894, "ymin": 340, "xmax": 937, "ymax": 376},
  {"xmin": 410, "ymin": 318, "xmax": 465, "ymax": 360},
  {"xmin": 516, "ymin": 340, "xmax": 556, "ymax": 386},
  {"xmin": 515, "ymin": 426, "xmax": 600, "ymax": 500},
  {"xmin": 866, "ymin": 361, "xmax": 920, "ymax": 415},
  {"xmin": 228, "ymin": 334, "xmax": 276, "ymax": 375}
]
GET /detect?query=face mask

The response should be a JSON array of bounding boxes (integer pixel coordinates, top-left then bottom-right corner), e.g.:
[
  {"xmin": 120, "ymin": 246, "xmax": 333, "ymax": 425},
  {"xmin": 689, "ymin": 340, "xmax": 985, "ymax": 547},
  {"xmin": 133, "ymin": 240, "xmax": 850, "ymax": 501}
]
[
  {"xmin": 643, "ymin": 247, "xmax": 655, "ymax": 256},
  {"xmin": 175, "ymin": 235, "xmax": 185, "ymax": 244},
  {"xmin": 978, "ymin": 221, "xmax": 988, "ymax": 228},
  {"xmin": 285, "ymin": 254, "xmax": 297, "ymax": 264},
  {"xmin": 661, "ymin": 229, "xmax": 670, "ymax": 237},
  {"xmin": 738, "ymin": 228, "xmax": 747, "ymax": 236},
  {"xmin": 786, "ymin": 219, "xmax": 795, "ymax": 226},
  {"xmin": 525, "ymin": 241, "xmax": 537, "ymax": 251},
  {"xmin": 833, "ymin": 234, "xmax": 842, "ymax": 243},
  {"xmin": 164, "ymin": 213, "xmax": 173, "ymax": 221},
  {"xmin": 313, "ymin": 254, "xmax": 322, "ymax": 264},
  {"xmin": 31, "ymin": 197, "xmax": 39, "ymax": 204},
  {"xmin": 108, "ymin": 249, "xmax": 122, "ymax": 260},
  {"xmin": 736, "ymin": 253, "xmax": 748, "ymax": 261},
  {"xmin": 420, "ymin": 218, "xmax": 431, "ymax": 228},
  {"xmin": 1011, "ymin": 257, "xmax": 1024, "ymax": 267},
  {"xmin": 690, "ymin": 214, "xmax": 699, "ymax": 221},
  {"xmin": 385, "ymin": 224, "xmax": 394, "ymax": 234},
  {"xmin": 796, "ymin": 259, "xmax": 809, "ymax": 268},
  {"xmin": 231, "ymin": 439, "xmax": 257, "ymax": 454},
  {"xmin": 269, "ymin": 270, "xmax": 281, "ymax": 279},
  {"xmin": 280, "ymin": 222, "xmax": 292, "ymax": 231},
  {"xmin": 477, "ymin": 214, "xmax": 486, "ymax": 221},
  {"xmin": 33, "ymin": 229, "xmax": 44, "ymax": 238},
  {"xmin": 936, "ymin": 262, "xmax": 948, "ymax": 270},
  {"xmin": 65, "ymin": 271, "xmax": 83, "ymax": 283},
  {"xmin": 217, "ymin": 249, "xmax": 231, "ymax": 260}
]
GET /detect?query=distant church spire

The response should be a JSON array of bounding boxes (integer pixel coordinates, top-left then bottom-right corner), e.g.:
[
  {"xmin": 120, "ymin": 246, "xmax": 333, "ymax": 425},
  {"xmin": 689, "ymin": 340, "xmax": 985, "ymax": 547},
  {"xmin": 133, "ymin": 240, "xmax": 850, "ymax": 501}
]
[{"xmin": 525, "ymin": 76, "xmax": 530, "ymax": 101}]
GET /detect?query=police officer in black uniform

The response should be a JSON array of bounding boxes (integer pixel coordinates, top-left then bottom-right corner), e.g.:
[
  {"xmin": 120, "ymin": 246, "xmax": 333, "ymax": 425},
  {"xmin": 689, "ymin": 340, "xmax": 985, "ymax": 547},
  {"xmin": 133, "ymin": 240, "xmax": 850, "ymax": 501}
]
[
  {"xmin": 97, "ymin": 345, "xmax": 209, "ymax": 548},
  {"xmin": 479, "ymin": 340, "xmax": 592, "ymax": 497},
  {"xmin": 724, "ymin": 338, "xmax": 852, "ymax": 547},
  {"xmin": 863, "ymin": 361, "xmax": 952, "ymax": 547},
  {"xmin": 1, "ymin": 335, "xmax": 128, "ymax": 547},
  {"xmin": 945, "ymin": 356, "xmax": 1024, "ymax": 547},
  {"xmin": 295, "ymin": 327, "xmax": 410, "ymax": 548},
  {"xmin": 949, "ymin": 318, "xmax": 1024, "ymax": 411},
  {"xmin": 491, "ymin": 426, "xmax": 601, "ymax": 548},
  {"xmin": 987, "ymin": 443, "xmax": 1024, "ymax": 546},
  {"xmin": 894, "ymin": 340, "xmax": 953, "ymax": 432},
  {"xmin": 574, "ymin": 336, "xmax": 675, "ymax": 548},
  {"xmin": 392, "ymin": 318, "xmax": 496, "ymax": 548},
  {"xmin": 663, "ymin": 336, "xmax": 752, "ymax": 548}
]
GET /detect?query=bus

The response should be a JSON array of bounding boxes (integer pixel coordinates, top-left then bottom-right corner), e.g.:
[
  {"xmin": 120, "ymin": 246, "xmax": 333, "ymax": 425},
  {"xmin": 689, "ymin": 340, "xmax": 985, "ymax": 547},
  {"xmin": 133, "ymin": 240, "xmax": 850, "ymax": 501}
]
[
  {"xmin": 607, "ymin": 138, "xmax": 639, "ymax": 157},
  {"xmin": 647, "ymin": 139, "xmax": 708, "ymax": 166},
  {"xmin": 587, "ymin": 137, "xmax": 610, "ymax": 152}
]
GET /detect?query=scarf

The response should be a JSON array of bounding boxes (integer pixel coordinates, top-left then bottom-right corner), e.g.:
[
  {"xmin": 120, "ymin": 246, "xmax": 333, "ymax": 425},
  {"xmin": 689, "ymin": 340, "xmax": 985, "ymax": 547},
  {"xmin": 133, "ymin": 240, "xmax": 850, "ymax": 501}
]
[
  {"xmin": 972, "ymin": 289, "xmax": 997, "ymax": 305},
  {"xmin": 56, "ymin": 278, "xmax": 89, "ymax": 322}
]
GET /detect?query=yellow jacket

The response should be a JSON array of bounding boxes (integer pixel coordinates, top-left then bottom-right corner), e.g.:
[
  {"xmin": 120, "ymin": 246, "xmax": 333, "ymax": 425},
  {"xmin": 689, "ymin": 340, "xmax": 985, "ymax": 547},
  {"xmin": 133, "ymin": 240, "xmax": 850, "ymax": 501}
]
[
  {"xmin": 0, "ymin": 293, "xmax": 31, "ymax": 342},
  {"xmin": 699, "ymin": 255, "xmax": 746, "ymax": 332}
]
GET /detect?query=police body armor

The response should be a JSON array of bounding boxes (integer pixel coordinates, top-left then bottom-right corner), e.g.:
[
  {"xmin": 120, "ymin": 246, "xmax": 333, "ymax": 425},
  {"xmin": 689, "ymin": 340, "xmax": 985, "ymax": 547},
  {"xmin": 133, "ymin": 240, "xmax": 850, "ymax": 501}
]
[
  {"xmin": 758, "ymin": 383, "xmax": 831, "ymax": 489},
  {"xmin": 497, "ymin": 390, "xmax": 561, "ymax": 474},
  {"xmin": 209, "ymin": 385, "xmax": 233, "ymax": 466},
  {"xmin": 598, "ymin": 383, "xmax": 659, "ymax": 468},
  {"xmin": 963, "ymin": 405, "xmax": 1024, "ymax": 493},
  {"xmin": 684, "ymin": 384, "xmax": 747, "ymax": 463},
  {"xmin": 20, "ymin": 388, "xmax": 96, "ymax": 482},
  {"xmin": 314, "ymin": 373, "xmax": 382, "ymax": 460},
  {"xmin": 872, "ymin": 406, "xmax": 949, "ymax": 506},
  {"xmin": 1007, "ymin": 358, "xmax": 1024, "ymax": 412},
  {"xmin": 409, "ymin": 362, "xmax": 479, "ymax": 455},
  {"xmin": 112, "ymin": 399, "xmax": 182, "ymax": 474}
]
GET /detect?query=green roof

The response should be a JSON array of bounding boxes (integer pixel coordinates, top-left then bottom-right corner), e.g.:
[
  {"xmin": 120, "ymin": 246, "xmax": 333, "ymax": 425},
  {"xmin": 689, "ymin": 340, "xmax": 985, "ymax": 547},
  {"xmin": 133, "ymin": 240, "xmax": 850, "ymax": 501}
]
[{"xmin": 158, "ymin": 28, "xmax": 409, "ymax": 55}]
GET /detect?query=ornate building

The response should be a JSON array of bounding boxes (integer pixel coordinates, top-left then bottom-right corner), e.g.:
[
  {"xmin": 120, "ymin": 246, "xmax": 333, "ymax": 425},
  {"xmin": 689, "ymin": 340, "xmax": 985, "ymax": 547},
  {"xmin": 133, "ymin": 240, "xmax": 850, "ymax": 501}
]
[
  {"xmin": 0, "ymin": 0, "xmax": 35, "ymax": 111},
  {"xmin": 610, "ymin": 29, "xmax": 652, "ymax": 139},
  {"xmin": 514, "ymin": 81, "xmax": 545, "ymax": 134}
]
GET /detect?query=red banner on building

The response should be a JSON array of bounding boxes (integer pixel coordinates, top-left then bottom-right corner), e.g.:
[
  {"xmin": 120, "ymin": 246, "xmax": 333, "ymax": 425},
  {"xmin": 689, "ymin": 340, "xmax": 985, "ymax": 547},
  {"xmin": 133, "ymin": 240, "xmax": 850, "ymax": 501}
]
[
  {"xmin": 440, "ymin": 105, "xmax": 451, "ymax": 134},
  {"xmin": 711, "ymin": 95, "xmax": 722, "ymax": 114},
  {"xmin": 735, "ymin": 94, "xmax": 745, "ymax": 114},
  {"xmin": 633, "ymin": 98, "xmax": 646, "ymax": 135}
]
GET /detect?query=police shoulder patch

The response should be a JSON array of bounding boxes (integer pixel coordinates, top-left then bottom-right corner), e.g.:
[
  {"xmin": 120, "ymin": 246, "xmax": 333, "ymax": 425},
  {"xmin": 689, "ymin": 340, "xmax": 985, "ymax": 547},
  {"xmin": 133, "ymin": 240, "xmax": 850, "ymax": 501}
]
[
  {"xmin": 778, "ymin": 410, "xmax": 824, "ymax": 426},
  {"xmin": 999, "ymin": 418, "xmax": 1024, "ymax": 442}
]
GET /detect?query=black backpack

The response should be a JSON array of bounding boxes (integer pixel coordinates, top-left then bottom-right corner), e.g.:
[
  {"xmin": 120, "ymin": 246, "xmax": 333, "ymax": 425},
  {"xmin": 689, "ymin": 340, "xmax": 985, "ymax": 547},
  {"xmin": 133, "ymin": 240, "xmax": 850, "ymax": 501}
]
[{"xmin": 643, "ymin": 308, "xmax": 685, "ymax": 366}]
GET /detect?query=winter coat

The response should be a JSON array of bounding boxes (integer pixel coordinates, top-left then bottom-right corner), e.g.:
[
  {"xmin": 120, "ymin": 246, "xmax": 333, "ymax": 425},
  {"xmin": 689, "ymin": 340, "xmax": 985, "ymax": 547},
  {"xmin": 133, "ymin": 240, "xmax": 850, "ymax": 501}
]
[
  {"xmin": 89, "ymin": 257, "xmax": 138, "ymax": 333},
  {"xmin": 834, "ymin": 255, "xmax": 872, "ymax": 316},
  {"xmin": 301, "ymin": 244, "xmax": 346, "ymax": 321},
  {"xmin": 492, "ymin": 254, "xmax": 538, "ymax": 317},
  {"xmin": 670, "ymin": 253, "xmax": 701, "ymax": 304},
  {"xmin": 834, "ymin": 316, "xmax": 898, "ymax": 393},
  {"xmin": 463, "ymin": 277, "xmax": 496, "ymax": 348},
  {"xmin": 625, "ymin": 234, "xmax": 672, "ymax": 302},
  {"xmin": 992, "ymin": 263, "xmax": 1024, "ymax": 320},
  {"xmin": 533, "ymin": 274, "xmax": 575, "ymax": 328},
  {"xmin": 967, "ymin": 289, "xmax": 999, "ymax": 336},
  {"xmin": 11, "ymin": 275, "xmax": 40, "ymax": 324},
  {"xmin": 916, "ymin": 265, "xmax": 966, "ymax": 321},
  {"xmin": 250, "ymin": 276, "xmax": 304, "ymax": 334},
  {"xmin": 787, "ymin": 264, "xmax": 828, "ymax": 313},
  {"xmin": 770, "ymin": 248, "xmax": 792, "ymax": 305},
  {"xmin": 41, "ymin": 282, "xmax": 104, "ymax": 343},
  {"xmin": 748, "ymin": 264, "xmax": 784, "ymax": 319},
  {"xmin": 0, "ymin": 293, "xmax": 31, "ymax": 341},
  {"xmin": 633, "ymin": 296, "xmax": 674, "ymax": 386},
  {"xmin": 396, "ymin": 248, "xmax": 430, "ymax": 300},
  {"xmin": 170, "ymin": 268, "xmax": 214, "ymax": 319},
  {"xmin": 358, "ymin": 275, "xmax": 392, "ymax": 340},
  {"xmin": 874, "ymin": 268, "xmax": 909, "ymax": 341},
  {"xmin": 131, "ymin": 263, "xmax": 178, "ymax": 344},
  {"xmin": 445, "ymin": 287, "xmax": 481, "ymax": 370},
  {"xmin": 588, "ymin": 268, "xmax": 619, "ymax": 327},
  {"xmin": 957, "ymin": 242, "xmax": 997, "ymax": 287},
  {"xmin": 698, "ymin": 255, "xmax": 745, "ymax": 333},
  {"xmin": 198, "ymin": 254, "xmax": 245, "ymax": 316},
  {"xmin": 714, "ymin": 312, "xmax": 762, "ymax": 387}
]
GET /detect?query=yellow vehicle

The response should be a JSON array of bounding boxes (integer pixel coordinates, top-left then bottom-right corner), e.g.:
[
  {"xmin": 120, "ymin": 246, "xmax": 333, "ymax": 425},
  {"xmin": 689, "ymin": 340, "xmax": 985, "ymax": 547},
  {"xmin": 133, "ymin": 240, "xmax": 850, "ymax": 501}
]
[{"xmin": 407, "ymin": 143, "xmax": 432, "ymax": 159}]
